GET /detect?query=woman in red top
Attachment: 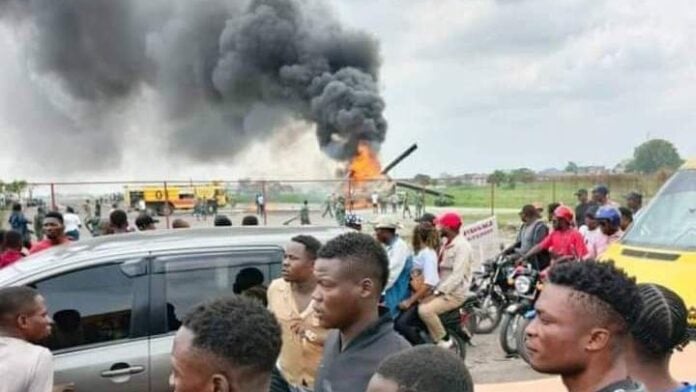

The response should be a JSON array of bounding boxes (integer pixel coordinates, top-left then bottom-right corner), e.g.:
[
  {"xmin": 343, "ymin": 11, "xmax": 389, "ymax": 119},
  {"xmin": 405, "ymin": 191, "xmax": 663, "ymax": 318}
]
[{"xmin": 0, "ymin": 230, "xmax": 25, "ymax": 269}]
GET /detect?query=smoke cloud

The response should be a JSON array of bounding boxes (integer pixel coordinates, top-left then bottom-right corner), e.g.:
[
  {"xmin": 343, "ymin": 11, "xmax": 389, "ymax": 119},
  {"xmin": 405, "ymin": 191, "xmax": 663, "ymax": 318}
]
[{"xmin": 0, "ymin": 0, "xmax": 386, "ymax": 171}]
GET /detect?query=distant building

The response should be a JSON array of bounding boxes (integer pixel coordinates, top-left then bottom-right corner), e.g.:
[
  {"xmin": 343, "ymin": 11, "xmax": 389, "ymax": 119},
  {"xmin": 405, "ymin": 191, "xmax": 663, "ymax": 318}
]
[
  {"xmin": 461, "ymin": 173, "xmax": 488, "ymax": 186},
  {"xmin": 538, "ymin": 168, "xmax": 567, "ymax": 178},
  {"xmin": 577, "ymin": 166, "xmax": 609, "ymax": 175},
  {"xmin": 439, "ymin": 173, "xmax": 488, "ymax": 186}
]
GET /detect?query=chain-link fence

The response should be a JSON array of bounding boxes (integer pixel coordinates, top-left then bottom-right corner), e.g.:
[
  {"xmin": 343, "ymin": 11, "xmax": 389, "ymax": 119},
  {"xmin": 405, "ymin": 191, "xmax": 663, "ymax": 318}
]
[{"xmin": 1, "ymin": 173, "xmax": 670, "ymax": 239}]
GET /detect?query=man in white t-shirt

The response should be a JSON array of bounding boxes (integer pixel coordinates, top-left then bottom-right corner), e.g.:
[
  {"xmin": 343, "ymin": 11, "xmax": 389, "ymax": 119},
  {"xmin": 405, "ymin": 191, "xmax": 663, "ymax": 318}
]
[
  {"xmin": 0, "ymin": 286, "xmax": 54, "ymax": 392},
  {"xmin": 63, "ymin": 206, "xmax": 82, "ymax": 241}
]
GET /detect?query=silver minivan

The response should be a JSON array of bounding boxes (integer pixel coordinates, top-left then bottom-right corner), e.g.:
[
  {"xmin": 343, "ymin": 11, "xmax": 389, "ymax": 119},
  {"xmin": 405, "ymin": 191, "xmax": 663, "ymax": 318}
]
[{"xmin": 0, "ymin": 226, "xmax": 347, "ymax": 391}]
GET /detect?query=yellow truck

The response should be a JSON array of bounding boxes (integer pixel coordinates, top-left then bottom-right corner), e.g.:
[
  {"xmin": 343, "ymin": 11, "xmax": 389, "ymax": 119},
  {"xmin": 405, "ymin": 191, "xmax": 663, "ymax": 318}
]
[
  {"xmin": 603, "ymin": 158, "xmax": 696, "ymax": 328},
  {"xmin": 124, "ymin": 183, "xmax": 228, "ymax": 216}
]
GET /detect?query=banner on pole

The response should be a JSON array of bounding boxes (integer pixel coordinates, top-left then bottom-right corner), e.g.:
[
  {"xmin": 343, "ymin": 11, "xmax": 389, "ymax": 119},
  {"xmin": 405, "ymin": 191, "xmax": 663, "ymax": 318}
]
[{"xmin": 461, "ymin": 216, "xmax": 502, "ymax": 268}]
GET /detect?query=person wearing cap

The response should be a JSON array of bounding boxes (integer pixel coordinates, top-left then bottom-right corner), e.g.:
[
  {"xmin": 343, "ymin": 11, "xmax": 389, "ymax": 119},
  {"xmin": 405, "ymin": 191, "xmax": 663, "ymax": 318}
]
[
  {"xmin": 519, "ymin": 206, "xmax": 588, "ymax": 267},
  {"xmin": 374, "ymin": 216, "xmax": 413, "ymax": 318},
  {"xmin": 135, "ymin": 213, "xmax": 158, "ymax": 231},
  {"xmin": 418, "ymin": 212, "xmax": 474, "ymax": 349},
  {"xmin": 592, "ymin": 206, "xmax": 624, "ymax": 258},
  {"xmin": 574, "ymin": 189, "xmax": 596, "ymax": 228},
  {"xmin": 591, "ymin": 185, "xmax": 620, "ymax": 208},
  {"xmin": 624, "ymin": 191, "xmax": 643, "ymax": 215},
  {"xmin": 504, "ymin": 204, "xmax": 550, "ymax": 271},
  {"xmin": 579, "ymin": 205, "xmax": 602, "ymax": 255}
]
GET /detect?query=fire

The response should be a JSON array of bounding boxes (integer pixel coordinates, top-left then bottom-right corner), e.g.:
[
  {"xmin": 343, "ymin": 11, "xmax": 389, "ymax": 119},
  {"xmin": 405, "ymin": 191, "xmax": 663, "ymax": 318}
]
[{"xmin": 349, "ymin": 143, "xmax": 382, "ymax": 183}]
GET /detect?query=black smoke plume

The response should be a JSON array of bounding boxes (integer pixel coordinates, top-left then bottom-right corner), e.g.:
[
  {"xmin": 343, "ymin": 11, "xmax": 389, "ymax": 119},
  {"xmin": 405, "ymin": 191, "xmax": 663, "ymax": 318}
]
[{"xmin": 0, "ymin": 0, "xmax": 386, "ymax": 168}]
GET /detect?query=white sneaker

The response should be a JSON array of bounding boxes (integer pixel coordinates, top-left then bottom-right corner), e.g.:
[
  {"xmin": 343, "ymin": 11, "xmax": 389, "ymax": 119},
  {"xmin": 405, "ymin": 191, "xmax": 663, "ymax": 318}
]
[{"xmin": 437, "ymin": 338, "xmax": 453, "ymax": 349}]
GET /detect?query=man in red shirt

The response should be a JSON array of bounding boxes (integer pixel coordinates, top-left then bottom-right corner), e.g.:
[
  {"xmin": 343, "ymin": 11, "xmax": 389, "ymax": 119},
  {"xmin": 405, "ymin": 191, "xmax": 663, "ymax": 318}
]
[
  {"xmin": 520, "ymin": 206, "xmax": 587, "ymax": 267},
  {"xmin": 0, "ymin": 230, "xmax": 25, "ymax": 269},
  {"xmin": 29, "ymin": 212, "xmax": 71, "ymax": 255}
]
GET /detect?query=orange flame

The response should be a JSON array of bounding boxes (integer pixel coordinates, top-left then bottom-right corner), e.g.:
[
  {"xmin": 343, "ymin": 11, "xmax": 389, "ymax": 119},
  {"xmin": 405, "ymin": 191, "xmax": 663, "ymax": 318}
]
[{"xmin": 349, "ymin": 143, "xmax": 382, "ymax": 183}]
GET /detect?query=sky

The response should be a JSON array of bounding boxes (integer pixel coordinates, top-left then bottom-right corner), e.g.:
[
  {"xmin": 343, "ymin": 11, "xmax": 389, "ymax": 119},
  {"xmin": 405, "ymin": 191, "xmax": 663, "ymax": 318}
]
[{"xmin": 1, "ymin": 0, "xmax": 696, "ymax": 182}]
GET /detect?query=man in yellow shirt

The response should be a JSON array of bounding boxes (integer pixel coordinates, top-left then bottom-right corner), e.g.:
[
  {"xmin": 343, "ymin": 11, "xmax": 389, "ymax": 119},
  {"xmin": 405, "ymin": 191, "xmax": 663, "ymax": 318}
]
[{"xmin": 267, "ymin": 235, "xmax": 326, "ymax": 389}]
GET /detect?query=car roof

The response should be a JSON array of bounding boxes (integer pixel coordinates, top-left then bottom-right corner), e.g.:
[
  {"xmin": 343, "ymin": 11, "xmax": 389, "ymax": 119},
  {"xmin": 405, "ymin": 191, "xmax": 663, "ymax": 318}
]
[
  {"xmin": 0, "ymin": 226, "xmax": 350, "ymax": 286},
  {"xmin": 681, "ymin": 158, "xmax": 696, "ymax": 170}
]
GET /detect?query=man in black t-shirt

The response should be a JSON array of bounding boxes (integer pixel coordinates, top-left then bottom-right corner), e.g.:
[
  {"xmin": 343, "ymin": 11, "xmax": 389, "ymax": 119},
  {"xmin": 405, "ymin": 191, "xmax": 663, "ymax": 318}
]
[
  {"xmin": 574, "ymin": 189, "xmax": 596, "ymax": 228},
  {"xmin": 313, "ymin": 233, "xmax": 410, "ymax": 392}
]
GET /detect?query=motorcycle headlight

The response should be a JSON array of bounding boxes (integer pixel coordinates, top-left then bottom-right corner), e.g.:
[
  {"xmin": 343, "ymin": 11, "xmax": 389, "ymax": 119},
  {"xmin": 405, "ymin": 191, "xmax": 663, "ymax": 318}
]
[{"xmin": 515, "ymin": 276, "xmax": 532, "ymax": 294}]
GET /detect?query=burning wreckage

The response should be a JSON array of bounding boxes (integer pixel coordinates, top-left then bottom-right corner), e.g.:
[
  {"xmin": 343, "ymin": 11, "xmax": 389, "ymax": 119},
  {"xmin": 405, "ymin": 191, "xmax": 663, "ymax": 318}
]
[{"xmin": 343, "ymin": 143, "xmax": 454, "ymax": 209}]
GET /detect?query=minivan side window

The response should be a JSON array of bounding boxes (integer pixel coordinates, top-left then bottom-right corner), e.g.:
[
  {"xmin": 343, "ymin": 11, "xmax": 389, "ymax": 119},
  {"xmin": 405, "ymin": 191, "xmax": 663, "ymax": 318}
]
[
  {"xmin": 33, "ymin": 263, "xmax": 137, "ymax": 352},
  {"xmin": 155, "ymin": 251, "xmax": 281, "ymax": 332}
]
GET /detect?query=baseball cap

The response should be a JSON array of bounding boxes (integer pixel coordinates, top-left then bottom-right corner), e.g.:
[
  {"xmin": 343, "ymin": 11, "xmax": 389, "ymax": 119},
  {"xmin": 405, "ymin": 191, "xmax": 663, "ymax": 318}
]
[
  {"xmin": 519, "ymin": 204, "xmax": 539, "ymax": 216},
  {"xmin": 135, "ymin": 214, "xmax": 159, "ymax": 229},
  {"xmin": 592, "ymin": 185, "xmax": 609, "ymax": 196},
  {"xmin": 624, "ymin": 191, "xmax": 643, "ymax": 201},
  {"xmin": 436, "ymin": 212, "xmax": 462, "ymax": 231},
  {"xmin": 574, "ymin": 188, "xmax": 588, "ymax": 196},
  {"xmin": 415, "ymin": 213, "xmax": 437, "ymax": 224},
  {"xmin": 373, "ymin": 215, "xmax": 401, "ymax": 230}
]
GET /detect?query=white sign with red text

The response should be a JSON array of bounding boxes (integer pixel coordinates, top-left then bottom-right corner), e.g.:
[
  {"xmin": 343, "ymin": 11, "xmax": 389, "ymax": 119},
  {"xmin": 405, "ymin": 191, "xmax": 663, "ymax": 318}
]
[{"xmin": 460, "ymin": 216, "xmax": 502, "ymax": 268}]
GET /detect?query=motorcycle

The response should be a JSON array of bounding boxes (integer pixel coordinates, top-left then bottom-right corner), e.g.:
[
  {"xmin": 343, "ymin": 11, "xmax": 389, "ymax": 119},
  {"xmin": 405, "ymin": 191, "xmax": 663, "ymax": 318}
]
[
  {"xmin": 498, "ymin": 263, "xmax": 541, "ymax": 355},
  {"xmin": 411, "ymin": 296, "xmax": 478, "ymax": 360},
  {"xmin": 469, "ymin": 254, "xmax": 517, "ymax": 334}
]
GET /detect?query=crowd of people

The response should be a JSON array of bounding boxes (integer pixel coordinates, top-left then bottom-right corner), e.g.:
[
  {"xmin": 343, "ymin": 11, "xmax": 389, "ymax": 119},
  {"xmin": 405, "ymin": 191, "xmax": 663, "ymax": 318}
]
[
  {"xmin": 1, "ymin": 184, "xmax": 694, "ymax": 392},
  {"xmin": 506, "ymin": 185, "xmax": 644, "ymax": 273},
  {"xmin": 0, "ymin": 198, "xmax": 276, "ymax": 270}
]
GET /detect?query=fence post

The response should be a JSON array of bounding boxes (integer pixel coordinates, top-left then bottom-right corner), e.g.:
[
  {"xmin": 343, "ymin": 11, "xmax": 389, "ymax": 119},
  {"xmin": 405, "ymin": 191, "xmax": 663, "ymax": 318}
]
[
  {"xmin": 347, "ymin": 175, "xmax": 354, "ymax": 213},
  {"xmin": 262, "ymin": 180, "xmax": 268, "ymax": 226},
  {"xmin": 163, "ymin": 181, "xmax": 170, "ymax": 229},
  {"xmin": 50, "ymin": 183, "xmax": 56, "ymax": 211},
  {"xmin": 552, "ymin": 180, "xmax": 557, "ymax": 203}
]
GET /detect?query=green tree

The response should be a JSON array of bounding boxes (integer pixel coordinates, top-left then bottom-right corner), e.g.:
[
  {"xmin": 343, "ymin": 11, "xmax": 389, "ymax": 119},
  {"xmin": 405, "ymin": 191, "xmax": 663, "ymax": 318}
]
[
  {"xmin": 5, "ymin": 180, "xmax": 28, "ymax": 199},
  {"xmin": 487, "ymin": 170, "xmax": 508, "ymax": 186},
  {"xmin": 565, "ymin": 161, "xmax": 579, "ymax": 174},
  {"xmin": 511, "ymin": 168, "xmax": 537, "ymax": 184},
  {"xmin": 626, "ymin": 139, "xmax": 683, "ymax": 174}
]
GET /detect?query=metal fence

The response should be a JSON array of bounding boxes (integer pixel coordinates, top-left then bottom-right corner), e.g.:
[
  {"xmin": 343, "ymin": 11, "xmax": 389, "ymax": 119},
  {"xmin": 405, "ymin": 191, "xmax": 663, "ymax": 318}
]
[{"xmin": 2, "ymin": 173, "xmax": 669, "ymax": 233}]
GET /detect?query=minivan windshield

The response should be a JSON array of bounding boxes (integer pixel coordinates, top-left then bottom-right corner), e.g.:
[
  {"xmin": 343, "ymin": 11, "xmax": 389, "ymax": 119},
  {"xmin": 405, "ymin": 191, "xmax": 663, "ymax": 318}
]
[{"xmin": 622, "ymin": 169, "xmax": 696, "ymax": 251}]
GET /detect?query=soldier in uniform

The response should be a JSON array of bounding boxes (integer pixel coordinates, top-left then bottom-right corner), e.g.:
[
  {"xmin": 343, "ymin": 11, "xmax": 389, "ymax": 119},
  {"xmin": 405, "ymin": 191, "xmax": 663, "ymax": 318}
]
[
  {"xmin": 322, "ymin": 194, "xmax": 334, "ymax": 218},
  {"xmin": 300, "ymin": 200, "xmax": 311, "ymax": 225},
  {"xmin": 335, "ymin": 196, "xmax": 346, "ymax": 226}
]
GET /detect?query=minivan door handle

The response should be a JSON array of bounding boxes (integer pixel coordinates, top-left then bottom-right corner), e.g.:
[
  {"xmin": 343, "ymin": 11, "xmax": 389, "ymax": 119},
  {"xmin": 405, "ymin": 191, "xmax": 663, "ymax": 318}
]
[{"xmin": 100, "ymin": 365, "xmax": 145, "ymax": 378}]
